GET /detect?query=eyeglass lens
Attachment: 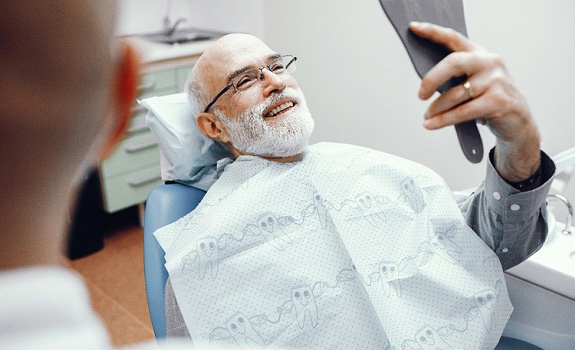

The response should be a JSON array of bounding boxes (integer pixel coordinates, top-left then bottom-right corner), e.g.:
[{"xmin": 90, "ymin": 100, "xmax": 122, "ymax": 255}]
[{"xmin": 231, "ymin": 56, "xmax": 296, "ymax": 92}]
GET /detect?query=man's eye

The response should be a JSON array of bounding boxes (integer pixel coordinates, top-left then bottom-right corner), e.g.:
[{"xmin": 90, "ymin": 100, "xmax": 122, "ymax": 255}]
[
  {"xmin": 235, "ymin": 74, "xmax": 256, "ymax": 88},
  {"xmin": 270, "ymin": 63, "xmax": 285, "ymax": 72}
]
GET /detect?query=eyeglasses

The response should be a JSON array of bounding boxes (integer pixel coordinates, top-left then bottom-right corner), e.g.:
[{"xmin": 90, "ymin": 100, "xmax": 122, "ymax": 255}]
[{"xmin": 203, "ymin": 55, "xmax": 297, "ymax": 113}]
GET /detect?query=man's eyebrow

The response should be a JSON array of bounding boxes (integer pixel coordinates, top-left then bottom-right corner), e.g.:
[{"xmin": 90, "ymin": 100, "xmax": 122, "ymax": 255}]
[{"xmin": 226, "ymin": 53, "xmax": 282, "ymax": 83}]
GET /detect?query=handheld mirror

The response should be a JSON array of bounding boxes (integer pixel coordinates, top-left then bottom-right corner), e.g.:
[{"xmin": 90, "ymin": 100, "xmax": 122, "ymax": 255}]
[{"xmin": 379, "ymin": 0, "xmax": 483, "ymax": 163}]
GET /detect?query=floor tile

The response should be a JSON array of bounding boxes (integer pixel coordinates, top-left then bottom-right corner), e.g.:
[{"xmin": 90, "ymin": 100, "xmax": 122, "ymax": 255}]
[{"xmin": 69, "ymin": 220, "xmax": 155, "ymax": 346}]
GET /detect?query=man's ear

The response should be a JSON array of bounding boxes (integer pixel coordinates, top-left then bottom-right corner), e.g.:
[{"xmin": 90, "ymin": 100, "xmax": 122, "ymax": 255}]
[
  {"xmin": 100, "ymin": 42, "xmax": 140, "ymax": 159},
  {"xmin": 196, "ymin": 112, "xmax": 230, "ymax": 143}
]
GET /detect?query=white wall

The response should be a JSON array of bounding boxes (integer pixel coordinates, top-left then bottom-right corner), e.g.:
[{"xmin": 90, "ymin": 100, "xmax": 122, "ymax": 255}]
[
  {"xmin": 117, "ymin": 0, "xmax": 575, "ymax": 190},
  {"xmin": 116, "ymin": 0, "xmax": 264, "ymax": 37},
  {"xmin": 263, "ymin": 0, "xmax": 575, "ymax": 190}
]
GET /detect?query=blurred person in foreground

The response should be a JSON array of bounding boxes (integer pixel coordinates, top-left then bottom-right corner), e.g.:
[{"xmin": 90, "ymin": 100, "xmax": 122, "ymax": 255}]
[{"xmin": 0, "ymin": 1, "xmax": 197, "ymax": 349}]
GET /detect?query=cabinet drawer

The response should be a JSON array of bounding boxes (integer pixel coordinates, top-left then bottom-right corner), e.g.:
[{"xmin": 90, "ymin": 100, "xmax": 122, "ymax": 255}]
[
  {"xmin": 101, "ymin": 164, "xmax": 162, "ymax": 212},
  {"xmin": 100, "ymin": 131, "xmax": 160, "ymax": 178},
  {"xmin": 127, "ymin": 110, "xmax": 150, "ymax": 134},
  {"xmin": 175, "ymin": 64, "xmax": 194, "ymax": 92},
  {"xmin": 139, "ymin": 69, "xmax": 176, "ymax": 96},
  {"xmin": 98, "ymin": 58, "xmax": 198, "ymax": 213}
]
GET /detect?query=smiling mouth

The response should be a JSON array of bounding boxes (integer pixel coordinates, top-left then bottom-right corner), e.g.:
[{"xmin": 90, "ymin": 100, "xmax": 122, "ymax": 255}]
[{"xmin": 265, "ymin": 101, "xmax": 295, "ymax": 118}]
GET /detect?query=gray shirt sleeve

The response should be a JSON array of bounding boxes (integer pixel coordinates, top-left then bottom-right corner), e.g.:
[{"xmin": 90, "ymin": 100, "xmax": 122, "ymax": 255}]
[{"xmin": 456, "ymin": 149, "xmax": 556, "ymax": 270}]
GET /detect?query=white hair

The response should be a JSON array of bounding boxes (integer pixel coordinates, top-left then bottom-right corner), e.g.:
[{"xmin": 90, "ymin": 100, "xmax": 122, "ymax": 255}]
[{"xmin": 185, "ymin": 70, "xmax": 205, "ymax": 117}]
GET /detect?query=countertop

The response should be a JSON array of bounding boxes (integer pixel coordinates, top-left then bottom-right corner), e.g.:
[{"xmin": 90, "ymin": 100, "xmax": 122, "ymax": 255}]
[{"xmin": 121, "ymin": 36, "xmax": 218, "ymax": 65}]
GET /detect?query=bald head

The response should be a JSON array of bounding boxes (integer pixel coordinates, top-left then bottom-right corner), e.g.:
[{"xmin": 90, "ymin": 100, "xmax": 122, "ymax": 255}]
[
  {"xmin": 187, "ymin": 34, "xmax": 276, "ymax": 112},
  {"xmin": 0, "ymin": 0, "xmax": 116, "ymax": 116},
  {"xmin": 195, "ymin": 34, "xmax": 272, "ymax": 76},
  {"xmin": 0, "ymin": 0, "xmax": 138, "ymax": 268},
  {"xmin": 0, "ymin": 1, "xmax": 118, "ymax": 178}
]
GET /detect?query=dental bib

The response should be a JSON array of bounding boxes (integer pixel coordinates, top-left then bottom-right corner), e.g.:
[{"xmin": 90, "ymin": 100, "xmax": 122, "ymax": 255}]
[{"xmin": 155, "ymin": 142, "xmax": 512, "ymax": 349}]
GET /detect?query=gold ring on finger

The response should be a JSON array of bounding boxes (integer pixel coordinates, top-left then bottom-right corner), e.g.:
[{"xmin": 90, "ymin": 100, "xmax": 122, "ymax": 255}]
[{"xmin": 463, "ymin": 81, "xmax": 474, "ymax": 99}]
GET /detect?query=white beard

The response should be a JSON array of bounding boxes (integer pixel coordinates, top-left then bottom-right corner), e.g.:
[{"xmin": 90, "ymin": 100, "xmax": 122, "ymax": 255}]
[{"xmin": 214, "ymin": 87, "xmax": 314, "ymax": 158}]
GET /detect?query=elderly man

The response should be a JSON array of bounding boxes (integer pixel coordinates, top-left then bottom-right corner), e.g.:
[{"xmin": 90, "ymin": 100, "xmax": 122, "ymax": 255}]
[{"xmin": 156, "ymin": 23, "xmax": 554, "ymax": 349}]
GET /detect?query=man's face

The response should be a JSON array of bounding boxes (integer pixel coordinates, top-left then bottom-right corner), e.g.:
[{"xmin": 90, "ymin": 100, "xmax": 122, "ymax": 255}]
[
  {"xmin": 214, "ymin": 86, "xmax": 314, "ymax": 158},
  {"xmin": 200, "ymin": 35, "xmax": 314, "ymax": 158}
]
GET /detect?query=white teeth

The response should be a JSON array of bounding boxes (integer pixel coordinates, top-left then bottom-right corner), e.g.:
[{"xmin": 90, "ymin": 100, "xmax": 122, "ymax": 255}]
[{"xmin": 267, "ymin": 101, "xmax": 294, "ymax": 118}]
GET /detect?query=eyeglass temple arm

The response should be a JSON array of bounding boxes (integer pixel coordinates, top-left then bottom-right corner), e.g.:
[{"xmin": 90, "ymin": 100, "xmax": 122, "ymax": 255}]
[
  {"xmin": 287, "ymin": 56, "xmax": 297, "ymax": 69},
  {"xmin": 203, "ymin": 84, "xmax": 232, "ymax": 113}
]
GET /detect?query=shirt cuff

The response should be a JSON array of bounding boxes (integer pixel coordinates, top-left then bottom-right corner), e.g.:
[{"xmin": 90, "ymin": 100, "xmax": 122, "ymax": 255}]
[
  {"xmin": 484, "ymin": 148, "xmax": 555, "ymax": 262},
  {"xmin": 485, "ymin": 148, "xmax": 554, "ymax": 217}
]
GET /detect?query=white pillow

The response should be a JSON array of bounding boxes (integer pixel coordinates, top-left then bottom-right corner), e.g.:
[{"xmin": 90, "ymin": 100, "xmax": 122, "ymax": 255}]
[{"xmin": 139, "ymin": 93, "xmax": 232, "ymax": 191}]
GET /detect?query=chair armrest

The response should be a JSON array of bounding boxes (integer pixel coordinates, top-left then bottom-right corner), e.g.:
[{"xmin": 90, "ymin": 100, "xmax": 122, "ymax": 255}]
[{"xmin": 143, "ymin": 183, "xmax": 206, "ymax": 339}]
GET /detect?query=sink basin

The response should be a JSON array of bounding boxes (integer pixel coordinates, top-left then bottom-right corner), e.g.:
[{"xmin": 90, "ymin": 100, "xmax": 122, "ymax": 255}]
[
  {"xmin": 506, "ymin": 212, "xmax": 575, "ymax": 300},
  {"xmin": 141, "ymin": 29, "xmax": 225, "ymax": 45},
  {"xmin": 503, "ymin": 213, "xmax": 575, "ymax": 349}
]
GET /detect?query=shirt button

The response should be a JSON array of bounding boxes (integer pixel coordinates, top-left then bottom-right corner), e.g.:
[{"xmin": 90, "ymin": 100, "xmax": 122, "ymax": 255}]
[
  {"xmin": 492, "ymin": 192, "xmax": 501, "ymax": 200},
  {"xmin": 502, "ymin": 248, "xmax": 509, "ymax": 253},
  {"xmin": 510, "ymin": 204, "xmax": 521, "ymax": 211}
]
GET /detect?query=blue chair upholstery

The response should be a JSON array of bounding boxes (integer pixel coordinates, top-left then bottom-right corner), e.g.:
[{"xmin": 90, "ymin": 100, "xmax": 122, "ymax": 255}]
[
  {"xmin": 143, "ymin": 183, "xmax": 206, "ymax": 339},
  {"xmin": 496, "ymin": 337, "xmax": 543, "ymax": 350}
]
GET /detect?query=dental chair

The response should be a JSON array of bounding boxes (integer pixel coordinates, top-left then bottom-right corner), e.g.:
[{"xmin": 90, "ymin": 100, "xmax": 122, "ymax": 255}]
[
  {"xmin": 143, "ymin": 187, "xmax": 542, "ymax": 348},
  {"xmin": 143, "ymin": 182, "xmax": 205, "ymax": 338},
  {"xmin": 140, "ymin": 93, "xmax": 560, "ymax": 348},
  {"xmin": 140, "ymin": 92, "xmax": 229, "ymax": 338},
  {"xmin": 143, "ymin": 186, "xmax": 544, "ymax": 348}
]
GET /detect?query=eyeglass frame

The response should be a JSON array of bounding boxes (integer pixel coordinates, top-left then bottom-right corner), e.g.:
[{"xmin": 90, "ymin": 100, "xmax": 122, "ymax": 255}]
[{"xmin": 202, "ymin": 54, "xmax": 297, "ymax": 113}]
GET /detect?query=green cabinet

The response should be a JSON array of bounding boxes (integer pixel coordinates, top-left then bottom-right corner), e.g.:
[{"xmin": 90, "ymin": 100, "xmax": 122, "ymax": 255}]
[{"xmin": 99, "ymin": 62, "xmax": 195, "ymax": 213}]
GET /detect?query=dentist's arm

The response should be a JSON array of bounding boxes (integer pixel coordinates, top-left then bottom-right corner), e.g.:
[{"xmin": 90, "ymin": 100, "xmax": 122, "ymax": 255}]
[{"xmin": 409, "ymin": 21, "xmax": 541, "ymax": 183}]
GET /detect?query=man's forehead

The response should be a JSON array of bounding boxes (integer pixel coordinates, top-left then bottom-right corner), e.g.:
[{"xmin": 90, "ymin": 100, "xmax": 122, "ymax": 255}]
[
  {"xmin": 199, "ymin": 34, "xmax": 277, "ymax": 82},
  {"xmin": 226, "ymin": 44, "xmax": 277, "ymax": 70},
  {"xmin": 216, "ymin": 34, "xmax": 274, "ymax": 60}
]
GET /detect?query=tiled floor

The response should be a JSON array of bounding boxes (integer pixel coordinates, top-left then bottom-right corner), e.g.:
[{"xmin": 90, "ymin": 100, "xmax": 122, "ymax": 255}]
[{"xmin": 68, "ymin": 210, "xmax": 155, "ymax": 347}]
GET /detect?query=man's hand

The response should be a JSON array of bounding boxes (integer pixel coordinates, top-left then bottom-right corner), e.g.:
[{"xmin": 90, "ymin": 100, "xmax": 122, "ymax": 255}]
[{"xmin": 410, "ymin": 21, "xmax": 540, "ymax": 182}]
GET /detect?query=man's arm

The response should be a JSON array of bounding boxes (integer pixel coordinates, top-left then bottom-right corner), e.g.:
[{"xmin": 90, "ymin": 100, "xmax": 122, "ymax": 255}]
[
  {"xmin": 410, "ymin": 22, "xmax": 542, "ymax": 183},
  {"xmin": 456, "ymin": 148, "xmax": 555, "ymax": 270},
  {"xmin": 409, "ymin": 22, "xmax": 556, "ymax": 269}
]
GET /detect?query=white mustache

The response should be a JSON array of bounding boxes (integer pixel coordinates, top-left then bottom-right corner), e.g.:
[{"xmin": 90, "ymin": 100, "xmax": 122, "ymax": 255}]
[
  {"xmin": 214, "ymin": 86, "xmax": 314, "ymax": 158},
  {"xmin": 251, "ymin": 88, "xmax": 304, "ymax": 118}
]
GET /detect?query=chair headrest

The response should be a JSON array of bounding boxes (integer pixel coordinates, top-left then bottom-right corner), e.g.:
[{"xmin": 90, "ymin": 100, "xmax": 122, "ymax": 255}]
[{"xmin": 139, "ymin": 93, "xmax": 233, "ymax": 191}]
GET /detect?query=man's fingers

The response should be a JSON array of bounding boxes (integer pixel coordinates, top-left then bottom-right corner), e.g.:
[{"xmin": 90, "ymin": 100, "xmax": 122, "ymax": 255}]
[
  {"xmin": 424, "ymin": 78, "xmax": 485, "ymax": 119},
  {"xmin": 409, "ymin": 22, "xmax": 487, "ymax": 100},
  {"xmin": 417, "ymin": 51, "xmax": 479, "ymax": 99},
  {"xmin": 409, "ymin": 21, "xmax": 473, "ymax": 53},
  {"xmin": 423, "ymin": 97, "xmax": 487, "ymax": 130}
]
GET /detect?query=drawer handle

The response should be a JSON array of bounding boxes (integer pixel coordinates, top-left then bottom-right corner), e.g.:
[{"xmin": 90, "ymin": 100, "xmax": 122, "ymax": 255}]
[
  {"xmin": 128, "ymin": 173, "xmax": 161, "ymax": 187},
  {"xmin": 138, "ymin": 81, "xmax": 156, "ymax": 93},
  {"xmin": 125, "ymin": 140, "xmax": 157, "ymax": 153},
  {"xmin": 128, "ymin": 123, "xmax": 149, "ymax": 134}
]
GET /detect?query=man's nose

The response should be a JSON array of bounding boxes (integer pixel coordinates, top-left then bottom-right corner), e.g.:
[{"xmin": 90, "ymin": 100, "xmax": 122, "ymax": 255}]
[{"xmin": 260, "ymin": 69, "xmax": 286, "ymax": 97}]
